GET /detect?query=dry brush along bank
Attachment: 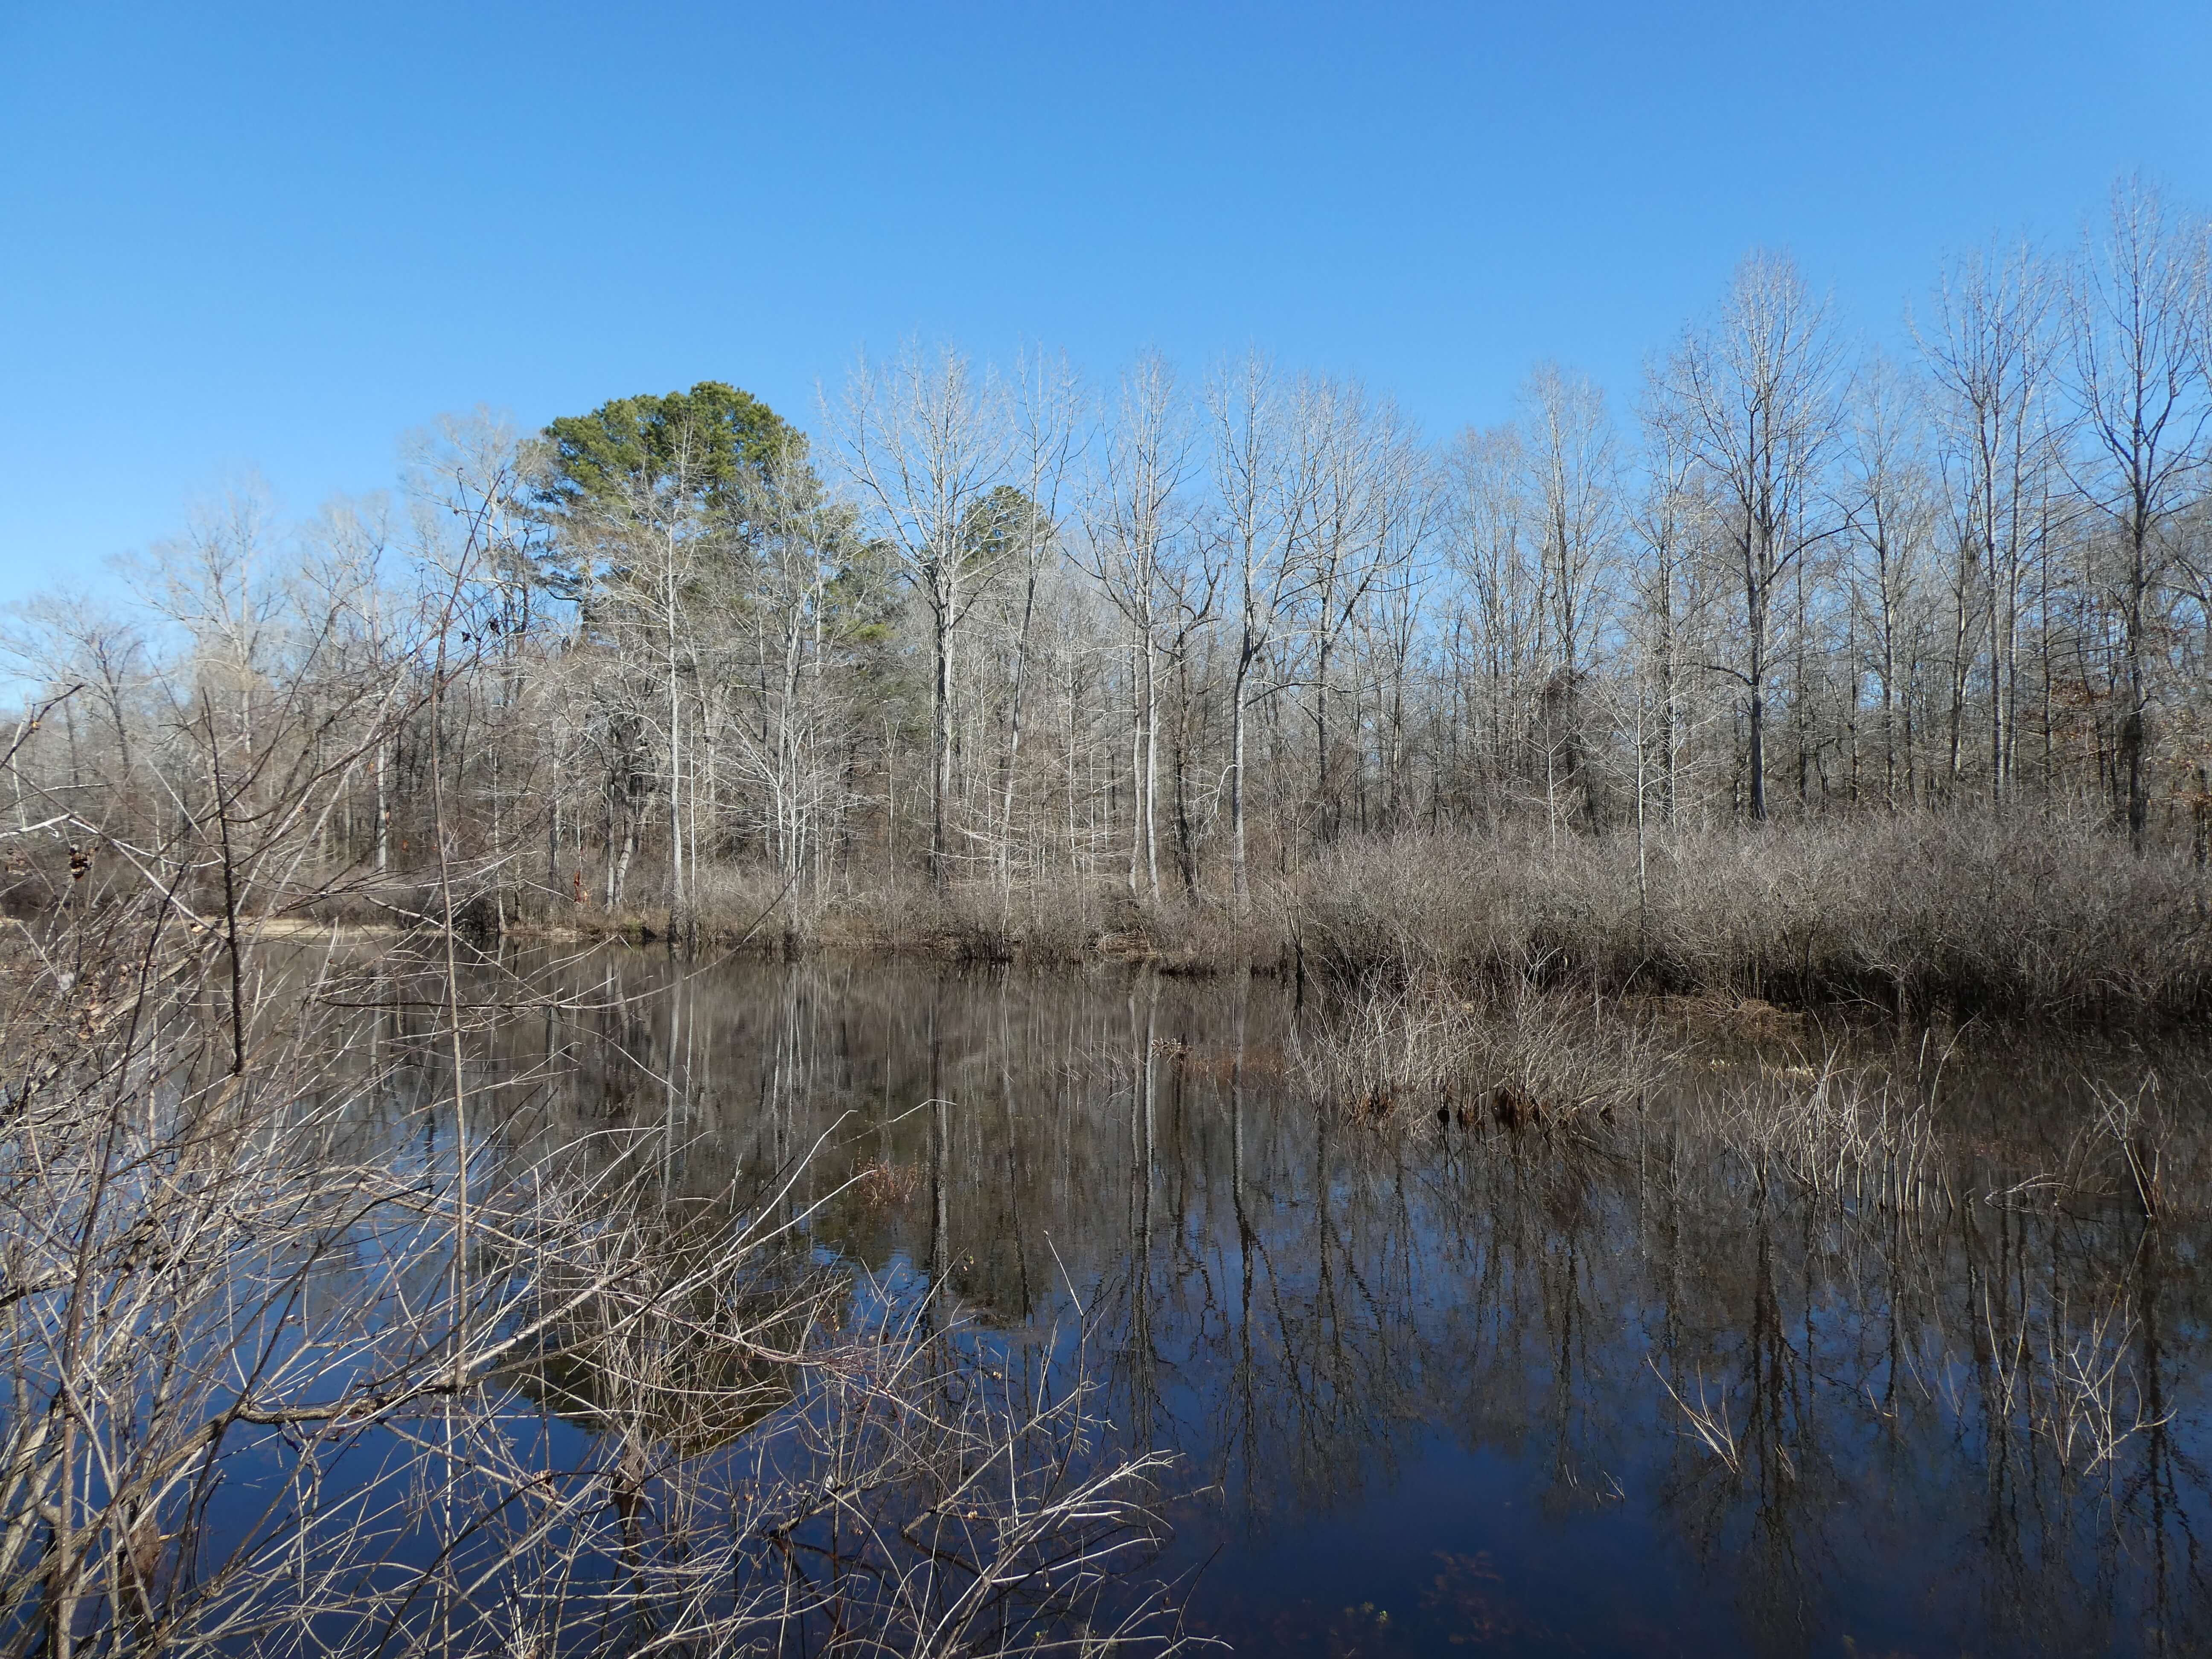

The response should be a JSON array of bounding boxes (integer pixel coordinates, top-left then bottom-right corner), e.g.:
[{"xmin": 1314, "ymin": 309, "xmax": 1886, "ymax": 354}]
[
  {"xmin": 73, "ymin": 807, "xmax": 2203, "ymax": 1023},
  {"xmin": 471, "ymin": 811, "xmax": 2212, "ymax": 1025},
  {"xmin": 1289, "ymin": 812, "xmax": 2212, "ymax": 1021}
]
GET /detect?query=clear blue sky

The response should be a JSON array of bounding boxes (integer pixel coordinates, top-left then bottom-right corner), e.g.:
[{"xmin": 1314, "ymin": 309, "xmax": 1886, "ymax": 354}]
[{"xmin": 2, "ymin": 1, "xmax": 2206, "ymax": 600}]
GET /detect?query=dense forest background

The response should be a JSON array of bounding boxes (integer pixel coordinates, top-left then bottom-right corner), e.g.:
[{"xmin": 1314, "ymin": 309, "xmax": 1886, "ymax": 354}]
[{"xmin": 9, "ymin": 177, "xmax": 2212, "ymax": 948}]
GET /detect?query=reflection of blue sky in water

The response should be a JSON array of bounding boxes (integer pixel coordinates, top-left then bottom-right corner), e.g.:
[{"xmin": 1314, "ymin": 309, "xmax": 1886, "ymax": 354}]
[{"xmin": 379, "ymin": 951, "xmax": 2212, "ymax": 1656}]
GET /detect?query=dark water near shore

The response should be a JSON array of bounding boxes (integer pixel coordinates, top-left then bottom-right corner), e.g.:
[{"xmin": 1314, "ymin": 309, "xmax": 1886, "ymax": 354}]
[{"xmin": 437, "ymin": 952, "xmax": 2212, "ymax": 1657}]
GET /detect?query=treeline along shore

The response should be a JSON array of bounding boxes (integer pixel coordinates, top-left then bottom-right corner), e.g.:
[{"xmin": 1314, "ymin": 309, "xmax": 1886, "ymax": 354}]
[{"xmin": 10, "ymin": 175, "xmax": 2212, "ymax": 1018}]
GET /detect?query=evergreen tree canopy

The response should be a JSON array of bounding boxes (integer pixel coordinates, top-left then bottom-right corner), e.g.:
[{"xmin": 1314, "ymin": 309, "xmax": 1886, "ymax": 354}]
[
  {"xmin": 959, "ymin": 484, "xmax": 1049, "ymax": 575},
  {"xmin": 536, "ymin": 381, "xmax": 799, "ymax": 527}
]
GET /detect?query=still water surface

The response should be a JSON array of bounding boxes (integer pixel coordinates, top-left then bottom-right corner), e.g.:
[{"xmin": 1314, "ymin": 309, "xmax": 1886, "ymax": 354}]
[{"xmin": 452, "ymin": 952, "xmax": 2212, "ymax": 1657}]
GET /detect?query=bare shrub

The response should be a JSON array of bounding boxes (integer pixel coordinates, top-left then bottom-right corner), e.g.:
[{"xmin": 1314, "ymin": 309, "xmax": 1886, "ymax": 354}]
[
  {"xmin": 1294, "ymin": 811, "xmax": 2212, "ymax": 1019},
  {"xmin": 1292, "ymin": 976, "xmax": 1673, "ymax": 1132},
  {"xmin": 1986, "ymin": 1074, "xmax": 2184, "ymax": 1220},
  {"xmin": 0, "ymin": 896, "xmax": 1192, "ymax": 1656},
  {"xmin": 1689, "ymin": 1054, "xmax": 1947, "ymax": 1214}
]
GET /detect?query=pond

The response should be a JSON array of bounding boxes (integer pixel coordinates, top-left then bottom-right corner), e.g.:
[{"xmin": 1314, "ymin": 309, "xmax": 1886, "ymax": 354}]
[{"xmin": 424, "ymin": 951, "xmax": 2211, "ymax": 1657}]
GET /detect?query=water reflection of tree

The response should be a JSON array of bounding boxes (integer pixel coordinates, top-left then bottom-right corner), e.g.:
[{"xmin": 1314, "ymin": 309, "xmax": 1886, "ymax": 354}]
[{"xmin": 436, "ymin": 952, "xmax": 2212, "ymax": 1655}]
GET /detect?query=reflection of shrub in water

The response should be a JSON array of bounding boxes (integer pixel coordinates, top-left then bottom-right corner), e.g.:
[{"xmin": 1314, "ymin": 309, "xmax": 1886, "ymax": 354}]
[{"xmin": 1651, "ymin": 1044, "xmax": 2202, "ymax": 1501}]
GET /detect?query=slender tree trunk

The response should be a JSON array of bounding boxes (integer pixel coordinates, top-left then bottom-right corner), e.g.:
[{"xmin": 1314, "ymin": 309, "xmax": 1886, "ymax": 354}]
[
  {"xmin": 1143, "ymin": 633, "xmax": 1161, "ymax": 902},
  {"xmin": 2124, "ymin": 516, "xmax": 2150, "ymax": 850},
  {"xmin": 932, "ymin": 601, "xmax": 954, "ymax": 890},
  {"xmin": 375, "ymin": 739, "xmax": 390, "ymax": 874},
  {"xmin": 1230, "ymin": 652, "xmax": 1252, "ymax": 907},
  {"xmin": 1746, "ymin": 574, "xmax": 1769, "ymax": 823},
  {"xmin": 1126, "ymin": 640, "xmax": 1142, "ymax": 895}
]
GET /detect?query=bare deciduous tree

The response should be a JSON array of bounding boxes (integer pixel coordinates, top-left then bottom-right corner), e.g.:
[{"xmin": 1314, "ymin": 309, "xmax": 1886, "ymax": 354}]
[
  {"xmin": 1656, "ymin": 252, "xmax": 1845, "ymax": 820},
  {"xmin": 838, "ymin": 343, "xmax": 1016, "ymax": 888},
  {"xmin": 2068, "ymin": 177, "xmax": 2211, "ymax": 847}
]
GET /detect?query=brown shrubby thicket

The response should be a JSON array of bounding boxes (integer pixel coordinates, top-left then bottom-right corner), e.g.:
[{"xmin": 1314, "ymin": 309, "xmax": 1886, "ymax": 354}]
[
  {"xmin": 1293, "ymin": 813, "xmax": 2212, "ymax": 1017},
  {"xmin": 1289, "ymin": 972, "xmax": 1675, "ymax": 1131}
]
